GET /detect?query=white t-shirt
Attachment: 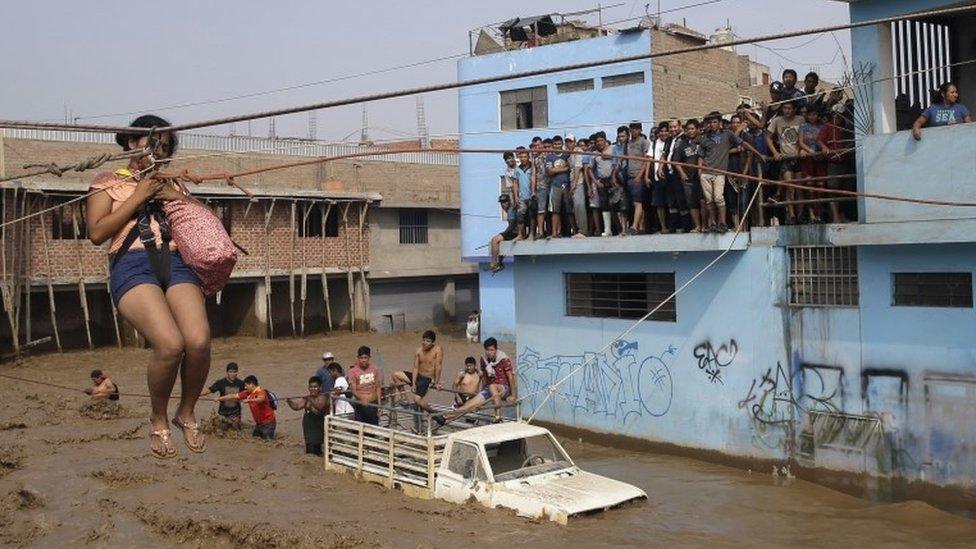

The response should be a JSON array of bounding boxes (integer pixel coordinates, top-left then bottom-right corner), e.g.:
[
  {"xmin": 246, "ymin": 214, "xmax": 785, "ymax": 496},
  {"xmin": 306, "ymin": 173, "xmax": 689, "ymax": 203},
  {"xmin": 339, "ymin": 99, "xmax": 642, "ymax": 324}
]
[
  {"xmin": 466, "ymin": 318, "xmax": 479, "ymax": 336},
  {"xmin": 332, "ymin": 376, "xmax": 354, "ymax": 415}
]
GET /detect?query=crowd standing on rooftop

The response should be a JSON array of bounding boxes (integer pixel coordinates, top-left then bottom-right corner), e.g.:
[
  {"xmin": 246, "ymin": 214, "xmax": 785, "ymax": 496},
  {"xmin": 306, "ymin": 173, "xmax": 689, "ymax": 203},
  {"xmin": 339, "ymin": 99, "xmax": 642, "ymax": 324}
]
[{"xmin": 489, "ymin": 70, "xmax": 972, "ymax": 272}]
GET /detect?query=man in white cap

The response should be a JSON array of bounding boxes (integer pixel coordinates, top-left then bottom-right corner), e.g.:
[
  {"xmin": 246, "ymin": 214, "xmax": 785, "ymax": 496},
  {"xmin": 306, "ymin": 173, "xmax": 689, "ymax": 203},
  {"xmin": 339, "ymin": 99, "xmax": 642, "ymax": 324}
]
[{"xmin": 314, "ymin": 352, "xmax": 336, "ymax": 394}]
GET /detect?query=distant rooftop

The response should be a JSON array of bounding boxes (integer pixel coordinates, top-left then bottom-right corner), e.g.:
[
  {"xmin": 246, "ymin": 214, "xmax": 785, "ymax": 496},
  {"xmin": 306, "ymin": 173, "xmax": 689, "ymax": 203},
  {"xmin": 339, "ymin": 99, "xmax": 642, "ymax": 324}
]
[{"xmin": 1, "ymin": 128, "xmax": 457, "ymax": 166}]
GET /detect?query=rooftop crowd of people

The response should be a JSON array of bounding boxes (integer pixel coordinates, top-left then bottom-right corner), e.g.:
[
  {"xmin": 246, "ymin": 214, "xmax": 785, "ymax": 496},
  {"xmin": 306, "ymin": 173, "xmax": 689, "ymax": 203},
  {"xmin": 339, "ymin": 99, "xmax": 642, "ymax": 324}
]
[{"xmin": 489, "ymin": 71, "xmax": 971, "ymax": 271}]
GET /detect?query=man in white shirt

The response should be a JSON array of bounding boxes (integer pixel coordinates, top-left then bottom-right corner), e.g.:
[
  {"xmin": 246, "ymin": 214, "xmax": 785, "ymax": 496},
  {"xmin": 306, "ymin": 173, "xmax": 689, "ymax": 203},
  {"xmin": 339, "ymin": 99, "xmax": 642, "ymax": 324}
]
[{"xmin": 328, "ymin": 363, "xmax": 355, "ymax": 415}]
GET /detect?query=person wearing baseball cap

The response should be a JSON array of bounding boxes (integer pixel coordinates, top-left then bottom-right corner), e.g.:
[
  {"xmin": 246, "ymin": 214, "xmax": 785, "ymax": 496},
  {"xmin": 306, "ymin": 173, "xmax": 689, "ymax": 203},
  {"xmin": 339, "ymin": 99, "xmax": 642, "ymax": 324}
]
[{"xmin": 314, "ymin": 352, "xmax": 336, "ymax": 393}]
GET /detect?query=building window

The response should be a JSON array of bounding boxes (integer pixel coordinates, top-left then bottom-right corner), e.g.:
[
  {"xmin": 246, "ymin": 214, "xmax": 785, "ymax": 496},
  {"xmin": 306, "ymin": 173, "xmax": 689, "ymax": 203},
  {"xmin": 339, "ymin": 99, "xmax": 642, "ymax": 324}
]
[
  {"xmin": 788, "ymin": 246, "xmax": 859, "ymax": 307},
  {"xmin": 500, "ymin": 86, "xmax": 548, "ymax": 130},
  {"xmin": 556, "ymin": 79, "xmax": 594, "ymax": 94},
  {"xmin": 324, "ymin": 205, "xmax": 340, "ymax": 237},
  {"xmin": 51, "ymin": 200, "xmax": 86, "ymax": 240},
  {"xmin": 211, "ymin": 202, "xmax": 232, "ymax": 235},
  {"xmin": 892, "ymin": 272, "xmax": 973, "ymax": 308},
  {"xmin": 602, "ymin": 71, "xmax": 645, "ymax": 88},
  {"xmin": 298, "ymin": 203, "xmax": 322, "ymax": 238},
  {"xmin": 399, "ymin": 208, "xmax": 428, "ymax": 245},
  {"xmin": 565, "ymin": 273, "xmax": 676, "ymax": 322}
]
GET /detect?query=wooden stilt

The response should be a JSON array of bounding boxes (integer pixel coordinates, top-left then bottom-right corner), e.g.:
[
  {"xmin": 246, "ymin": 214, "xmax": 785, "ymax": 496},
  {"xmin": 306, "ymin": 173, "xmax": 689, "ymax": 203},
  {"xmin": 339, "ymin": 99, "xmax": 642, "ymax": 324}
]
[
  {"xmin": 23, "ymin": 195, "xmax": 33, "ymax": 346},
  {"xmin": 1, "ymin": 188, "xmax": 21, "ymax": 354},
  {"xmin": 36, "ymin": 198, "xmax": 62, "ymax": 352},
  {"xmin": 321, "ymin": 202, "xmax": 333, "ymax": 333},
  {"xmin": 263, "ymin": 199, "xmax": 276, "ymax": 339},
  {"xmin": 288, "ymin": 200, "xmax": 297, "ymax": 337},
  {"xmin": 357, "ymin": 202, "xmax": 370, "ymax": 330},
  {"xmin": 342, "ymin": 203, "xmax": 354, "ymax": 332},
  {"xmin": 71, "ymin": 205, "xmax": 93, "ymax": 349},
  {"xmin": 299, "ymin": 201, "xmax": 312, "ymax": 336}
]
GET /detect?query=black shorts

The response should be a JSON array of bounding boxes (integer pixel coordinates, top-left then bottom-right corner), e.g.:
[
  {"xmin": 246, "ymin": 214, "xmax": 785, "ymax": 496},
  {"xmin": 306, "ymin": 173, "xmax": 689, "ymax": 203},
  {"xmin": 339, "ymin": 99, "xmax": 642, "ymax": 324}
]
[
  {"xmin": 354, "ymin": 403, "xmax": 379, "ymax": 425},
  {"xmin": 651, "ymin": 177, "xmax": 668, "ymax": 207},
  {"xmin": 403, "ymin": 372, "xmax": 433, "ymax": 398},
  {"xmin": 499, "ymin": 226, "xmax": 518, "ymax": 241},
  {"xmin": 781, "ymin": 159, "xmax": 800, "ymax": 173}
]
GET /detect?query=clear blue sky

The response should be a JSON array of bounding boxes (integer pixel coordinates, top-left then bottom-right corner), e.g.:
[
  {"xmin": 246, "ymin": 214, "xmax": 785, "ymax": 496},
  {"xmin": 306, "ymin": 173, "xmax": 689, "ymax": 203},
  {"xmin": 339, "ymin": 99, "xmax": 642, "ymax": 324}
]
[{"xmin": 0, "ymin": 0, "xmax": 851, "ymax": 141}]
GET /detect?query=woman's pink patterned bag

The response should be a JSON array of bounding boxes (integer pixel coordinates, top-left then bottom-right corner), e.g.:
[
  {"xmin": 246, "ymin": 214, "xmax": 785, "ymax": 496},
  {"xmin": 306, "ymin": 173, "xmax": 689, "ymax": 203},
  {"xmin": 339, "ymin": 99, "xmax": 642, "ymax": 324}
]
[{"xmin": 164, "ymin": 199, "xmax": 238, "ymax": 296}]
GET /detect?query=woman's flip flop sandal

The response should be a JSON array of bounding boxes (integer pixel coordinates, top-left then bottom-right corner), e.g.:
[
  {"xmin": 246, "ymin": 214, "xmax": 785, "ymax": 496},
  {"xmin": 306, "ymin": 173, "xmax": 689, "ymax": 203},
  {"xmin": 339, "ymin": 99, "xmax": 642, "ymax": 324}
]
[
  {"xmin": 172, "ymin": 417, "xmax": 207, "ymax": 454},
  {"xmin": 149, "ymin": 423, "xmax": 178, "ymax": 459}
]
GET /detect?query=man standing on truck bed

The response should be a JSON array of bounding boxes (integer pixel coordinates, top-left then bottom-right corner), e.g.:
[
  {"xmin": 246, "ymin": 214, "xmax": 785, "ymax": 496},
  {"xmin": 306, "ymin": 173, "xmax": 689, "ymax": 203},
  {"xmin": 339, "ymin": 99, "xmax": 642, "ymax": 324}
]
[
  {"xmin": 348, "ymin": 346, "xmax": 383, "ymax": 425},
  {"xmin": 435, "ymin": 337, "xmax": 516, "ymax": 426},
  {"xmin": 392, "ymin": 330, "xmax": 443, "ymax": 401}
]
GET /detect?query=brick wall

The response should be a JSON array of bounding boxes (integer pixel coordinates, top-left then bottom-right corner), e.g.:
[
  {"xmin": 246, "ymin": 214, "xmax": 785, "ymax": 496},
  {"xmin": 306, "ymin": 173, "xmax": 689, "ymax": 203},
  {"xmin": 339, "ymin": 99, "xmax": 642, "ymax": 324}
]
[
  {"xmin": 651, "ymin": 28, "xmax": 755, "ymax": 121},
  {"xmin": 24, "ymin": 196, "xmax": 368, "ymax": 283}
]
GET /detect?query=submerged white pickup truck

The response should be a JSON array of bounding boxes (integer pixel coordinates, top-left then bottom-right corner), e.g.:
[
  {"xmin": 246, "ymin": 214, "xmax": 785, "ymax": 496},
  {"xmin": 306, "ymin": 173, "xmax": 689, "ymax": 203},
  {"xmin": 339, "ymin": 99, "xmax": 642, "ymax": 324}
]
[{"xmin": 324, "ymin": 405, "xmax": 645, "ymax": 524}]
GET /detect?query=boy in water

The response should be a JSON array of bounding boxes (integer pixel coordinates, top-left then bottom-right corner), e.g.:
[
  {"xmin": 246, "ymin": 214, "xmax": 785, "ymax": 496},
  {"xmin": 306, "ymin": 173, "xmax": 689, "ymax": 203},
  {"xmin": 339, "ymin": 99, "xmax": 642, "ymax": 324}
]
[
  {"xmin": 85, "ymin": 370, "xmax": 120, "ymax": 401},
  {"xmin": 200, "ymin": 362, "xmax": 245, "ymax": 430}
]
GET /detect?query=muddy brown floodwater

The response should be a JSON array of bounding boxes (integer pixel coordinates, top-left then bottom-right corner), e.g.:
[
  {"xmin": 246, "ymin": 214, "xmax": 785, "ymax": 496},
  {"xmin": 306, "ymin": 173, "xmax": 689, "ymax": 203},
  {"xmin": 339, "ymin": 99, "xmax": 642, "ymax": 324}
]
[{"xmin": 1, "ymin": 329, "xmax": 974, "ymax": 548}]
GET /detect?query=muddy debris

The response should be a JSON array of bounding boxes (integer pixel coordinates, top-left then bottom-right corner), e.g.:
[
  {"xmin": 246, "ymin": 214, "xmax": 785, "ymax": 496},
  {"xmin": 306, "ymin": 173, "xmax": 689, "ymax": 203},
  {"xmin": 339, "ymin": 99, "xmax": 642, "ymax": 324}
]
[
  {"xmin": 0, "ymin": 446, "xmax": 24, "ymax": 478},
  {"xmin": 7, "ymin": 488, "xmax": 45, "ymax": 511},
  {"xmin": 79, "ymin": 399, "xmax": 128, "ymax": 420},
  {"xmin": 0, "ymin": 422, "xmax": 27, "ymax": 431},
  {"xmin": 43, "ymin": 423, "xmax": 142, "ymax": 445},
  {"xmin": 129, "ymin": 504, "xmax": 368, "ymax": 548},
  {"xmin": 88, "ymin": 470, "xmax": 157, "ymax": 487}
]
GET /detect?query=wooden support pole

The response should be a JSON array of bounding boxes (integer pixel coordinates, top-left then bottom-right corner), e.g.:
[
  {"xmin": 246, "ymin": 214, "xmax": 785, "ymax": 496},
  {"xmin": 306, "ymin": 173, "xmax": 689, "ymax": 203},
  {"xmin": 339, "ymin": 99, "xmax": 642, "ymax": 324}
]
[
  {"xmin": 320, "ymin": 202, "xmax": 333, "ymax": 333},
  {"xmin": 357, "ymin": 202, "xmax": 370, "ymax": 330},
  {"xmin": 36, "ymin": 198, "xmax": 62, "ymax": 352},
  {"xmin": 71, "ymin": 204, "xmax": 93, "ymax": 349},
  {"xmin": 288, "ymin": 200, "xmax": 297, "ymax": 337},
  {"xmin": 1, "ymin": 188, "xmax": 21, "ymax": 353},
  {"xmin": 342, "ymin": 203, "xmax": 354, "ymax": 332},
  {"xmin": 22, "ymin": 195, "xmax": 32, "ymax": 346},
  {"xmin": 300, "ymin": 201, "xmax": 312, "ymax": 337},
  {"xmin": 263, "ymin": 199, "xmax": 276, "ymax": 339}
]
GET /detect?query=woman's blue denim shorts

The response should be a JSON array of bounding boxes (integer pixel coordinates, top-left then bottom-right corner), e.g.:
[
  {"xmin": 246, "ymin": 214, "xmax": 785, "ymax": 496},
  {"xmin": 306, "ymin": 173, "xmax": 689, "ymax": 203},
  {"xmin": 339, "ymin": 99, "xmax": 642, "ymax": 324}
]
[{"xmin": 110, "ymin": 249, "xmax": 202, "ymax": 305}]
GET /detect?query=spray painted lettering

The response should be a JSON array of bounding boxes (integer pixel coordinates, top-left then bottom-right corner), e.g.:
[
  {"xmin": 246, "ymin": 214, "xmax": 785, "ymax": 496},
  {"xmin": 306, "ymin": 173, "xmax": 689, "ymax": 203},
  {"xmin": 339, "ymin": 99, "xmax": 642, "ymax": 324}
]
[
  {"xmin": 692, "ymin": 339, "xmax": 738, "ymax": 384},
  {"xmin": 517, "ymin": 339, "xmax": 675, "ymax": 424}
]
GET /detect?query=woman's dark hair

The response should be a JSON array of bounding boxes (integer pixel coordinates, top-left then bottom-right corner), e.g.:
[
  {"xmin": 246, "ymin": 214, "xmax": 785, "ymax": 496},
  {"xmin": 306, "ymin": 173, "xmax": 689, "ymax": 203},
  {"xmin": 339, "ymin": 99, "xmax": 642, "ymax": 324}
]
[
  {"xmin": 931, "ymin": 82, "xmax": 958, "ymax": 105},
  {"xmin": 115, "ymin": 114, "xmax": 178, "ymax": 154}
]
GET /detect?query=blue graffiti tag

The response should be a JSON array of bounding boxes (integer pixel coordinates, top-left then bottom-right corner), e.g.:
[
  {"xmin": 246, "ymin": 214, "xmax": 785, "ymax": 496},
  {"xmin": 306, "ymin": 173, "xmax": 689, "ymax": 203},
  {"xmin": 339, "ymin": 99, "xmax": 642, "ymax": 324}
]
[{"xmin": 517, "ymin": 340, "xmax": 675, "ymax": 424}]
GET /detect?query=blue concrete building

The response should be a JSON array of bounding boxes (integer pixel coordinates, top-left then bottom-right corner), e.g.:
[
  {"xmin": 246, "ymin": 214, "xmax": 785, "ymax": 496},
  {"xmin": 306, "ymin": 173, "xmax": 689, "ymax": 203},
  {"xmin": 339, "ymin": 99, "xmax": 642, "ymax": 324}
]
[
  {"xmin": 458, "ymin": 29, "xmax": 654, "ymax": 341},
  {"xmin": 486, "ymin": 1, "xmax": 976, "ymax": 499}
]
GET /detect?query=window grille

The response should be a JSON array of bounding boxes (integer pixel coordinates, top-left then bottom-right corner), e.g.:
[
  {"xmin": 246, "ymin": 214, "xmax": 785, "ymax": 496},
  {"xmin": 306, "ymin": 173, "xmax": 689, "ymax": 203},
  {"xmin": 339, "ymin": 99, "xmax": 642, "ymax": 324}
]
[
  {"xmin": 788, "ymin": 246, "xmax": 859, "ymax": 307},
  {"xmin": 891, "ymin": 19, "xmax": 952, "ymax": 111},
  {"xmin": 565, "ymin": 273, "xmax": 676, "ymax": 321},
  {"xmin": 602, "ymin": 71, "xmax": 646, "ymax": 88},
  {"xmin": 500, "ymin": 86, "xmax": 548, "ymax": 130},
  {"xmin": 398, "ymin": 208, "xmax": 428, "ymax": 245},
  {"xmin": 51, "ymin": 200, "xmax": 86, "ymax": 240},
  {"xmin": 893, "ymin": 272, "xmax": 972, "ymax": 308},
  {"xmin": 556, "ymin": 79, "xmax": 595, "ymax": 94}
]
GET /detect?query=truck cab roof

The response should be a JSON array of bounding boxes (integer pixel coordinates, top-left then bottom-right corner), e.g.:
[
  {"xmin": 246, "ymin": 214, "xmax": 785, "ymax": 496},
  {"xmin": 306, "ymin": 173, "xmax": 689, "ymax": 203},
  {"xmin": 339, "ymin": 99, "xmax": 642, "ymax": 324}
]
[{"xmin": 448, "ymin": 422, "xmax": 554, "ymax": 446}]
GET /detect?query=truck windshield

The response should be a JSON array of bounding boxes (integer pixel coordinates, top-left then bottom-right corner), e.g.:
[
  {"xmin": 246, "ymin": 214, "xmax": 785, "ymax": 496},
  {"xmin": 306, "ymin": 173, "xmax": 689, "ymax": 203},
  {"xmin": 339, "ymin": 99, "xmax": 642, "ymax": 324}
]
[{"xmin": 486, "ymin": 435, "xmax": 572, "ymax": 482}]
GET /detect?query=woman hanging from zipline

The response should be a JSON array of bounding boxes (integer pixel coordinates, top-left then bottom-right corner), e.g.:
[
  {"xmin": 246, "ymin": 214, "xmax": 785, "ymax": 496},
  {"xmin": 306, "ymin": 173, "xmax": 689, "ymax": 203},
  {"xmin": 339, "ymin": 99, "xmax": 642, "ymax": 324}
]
[{"xmin": 87, "ymin": 115, "xmax": 210, "ymax": 458}]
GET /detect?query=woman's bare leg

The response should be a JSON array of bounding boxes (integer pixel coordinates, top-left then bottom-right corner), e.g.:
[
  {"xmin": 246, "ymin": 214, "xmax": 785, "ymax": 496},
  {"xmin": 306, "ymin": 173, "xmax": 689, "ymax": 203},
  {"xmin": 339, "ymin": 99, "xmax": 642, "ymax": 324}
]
[
  {"xmin": 165, "ymin": 283, "xmax": 211, "ymax": 427},
  {"xmin": 117, "ymin": 284, "xmax": 185, "ymax": 434}
]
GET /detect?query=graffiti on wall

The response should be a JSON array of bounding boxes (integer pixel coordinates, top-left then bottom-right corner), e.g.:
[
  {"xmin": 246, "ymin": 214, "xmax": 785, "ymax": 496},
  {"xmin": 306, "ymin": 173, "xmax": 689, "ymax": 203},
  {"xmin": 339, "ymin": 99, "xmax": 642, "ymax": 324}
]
[
  {"xmin": 517, "ymin": 339, "xmax": 675, "ymax": 424},
  {"xmin": 692, "ymin": 339, "xmax": 738, "ymax": 384}
]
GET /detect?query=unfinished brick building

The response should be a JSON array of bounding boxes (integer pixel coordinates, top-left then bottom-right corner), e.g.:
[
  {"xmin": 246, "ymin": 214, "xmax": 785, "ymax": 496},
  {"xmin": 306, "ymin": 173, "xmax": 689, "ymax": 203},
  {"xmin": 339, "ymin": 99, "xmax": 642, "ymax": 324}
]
[{"xmin": 0, "ymin": 131, "xmax": 474, "ymax": 353}]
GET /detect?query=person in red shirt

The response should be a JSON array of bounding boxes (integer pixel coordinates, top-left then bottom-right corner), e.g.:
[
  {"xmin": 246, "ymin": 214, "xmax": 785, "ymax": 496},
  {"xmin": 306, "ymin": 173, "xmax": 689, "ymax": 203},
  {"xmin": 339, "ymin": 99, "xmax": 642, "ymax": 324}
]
[
  {"xmin": 816, "ymin": 103, "xmax": 853, "ymax": 224},
  {"xmin": 347, "ymin": 346, "xmax": 383, "ymax": 425},
  {"xmin": 435, "ymin": 337, "xmax": 516, "ymax": 426},
  {"xmin": 218, "ymin": 375, "xmax": 277, "ymax": 439}
]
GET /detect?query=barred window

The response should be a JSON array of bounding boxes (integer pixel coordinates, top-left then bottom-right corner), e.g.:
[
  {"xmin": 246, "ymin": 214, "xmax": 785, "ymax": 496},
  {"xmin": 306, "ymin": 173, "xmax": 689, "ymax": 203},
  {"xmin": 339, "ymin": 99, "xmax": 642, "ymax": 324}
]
[
  {"xmin": 51, "ymin": 200, "xmax": 86, "ymax": 240},
  {"xmin": 399, "ymin": 208, "xmax": 428, "ymax": 245},
  {"xmin": 556, "ymin": 79, "xmax": 594, "ymax": 94},
  {"xmin": 602, "ymin": 71, "xmax": 645, "ymax": 88},
  {"xmin": 566, "ymin": 273, "xmax": 676, "ymax": 321},
  {"xmin": 893, "ymin": 273, "xmax": 973, "ymax": 308},
  {"xmin": 788, "ymin": 246, "xmax": 859, "ymax": 307}
]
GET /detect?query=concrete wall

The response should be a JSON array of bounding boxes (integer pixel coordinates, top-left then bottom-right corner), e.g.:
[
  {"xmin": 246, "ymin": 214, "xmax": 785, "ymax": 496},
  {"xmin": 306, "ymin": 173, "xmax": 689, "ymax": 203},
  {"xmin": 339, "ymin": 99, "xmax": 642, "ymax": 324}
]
[
  {"xmin": 478, "ymin": 266, "xmax": 516, "ymax": 343},
  {"xmin": 369, "ymin": 274, "xmax": 478, "ymax": 332},
  {"xmin": 368, "ymin": 207, "xmax": 475, "ymax": 279},
  {"xmin": 859, "ymin": 124, "xmax": 976, "ymax": 223},
  {"xmin": 513, "ymin": 239, "xmax": 976, "ymax": 489}
]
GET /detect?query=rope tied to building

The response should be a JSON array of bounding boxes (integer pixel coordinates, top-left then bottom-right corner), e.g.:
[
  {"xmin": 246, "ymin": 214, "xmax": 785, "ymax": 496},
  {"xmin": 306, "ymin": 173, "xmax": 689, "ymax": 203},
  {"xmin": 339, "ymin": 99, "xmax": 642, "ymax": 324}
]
[{"xmin": 2, "ymin": 148, "xmax": 150, "ymax": 183}]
